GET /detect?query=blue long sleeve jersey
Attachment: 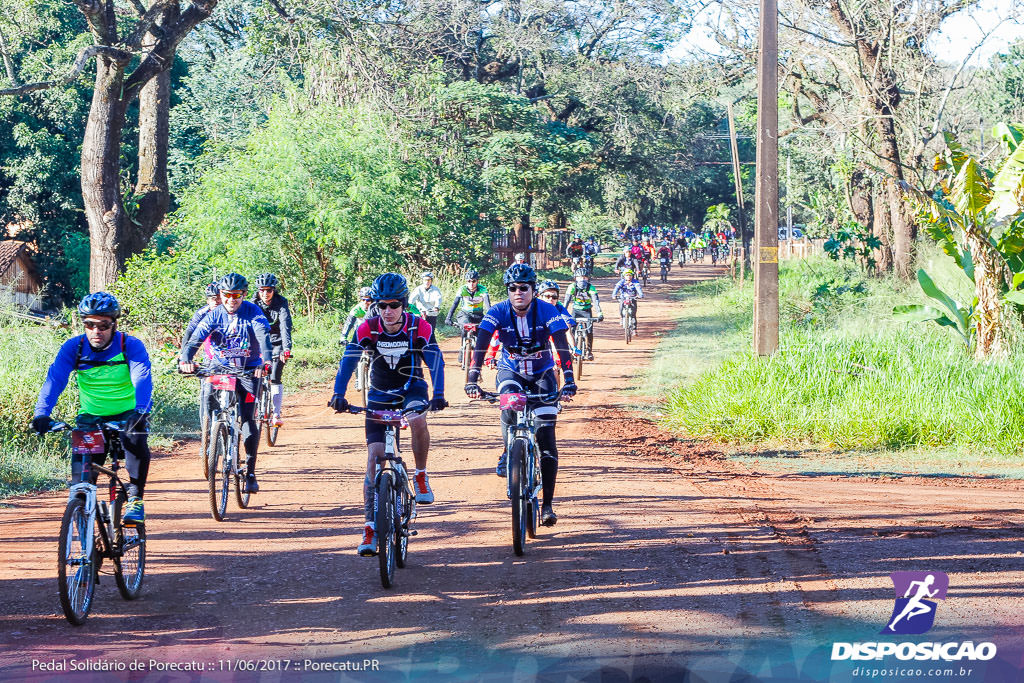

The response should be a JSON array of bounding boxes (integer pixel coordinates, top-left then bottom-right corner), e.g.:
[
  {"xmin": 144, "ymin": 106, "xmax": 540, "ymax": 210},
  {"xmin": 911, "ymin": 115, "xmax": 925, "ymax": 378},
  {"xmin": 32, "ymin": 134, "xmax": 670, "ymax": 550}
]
[
  {"xmin": 475, "ymin": 299, "xmax": 571, "ymax": 377},
  {"xmin": 182, "ymin": 304, "xmax": 215, "ymax": 348},
  {"xmin": 35, "ymin": 332, "xmax": 153, "ymax": 417},
  {"xmin": 179, "ymin": 301, "xmax": 273, "ymax": 369},
  {"xmin": 333, "ymin": 314, "xmax": 445, "ymax": 398}
]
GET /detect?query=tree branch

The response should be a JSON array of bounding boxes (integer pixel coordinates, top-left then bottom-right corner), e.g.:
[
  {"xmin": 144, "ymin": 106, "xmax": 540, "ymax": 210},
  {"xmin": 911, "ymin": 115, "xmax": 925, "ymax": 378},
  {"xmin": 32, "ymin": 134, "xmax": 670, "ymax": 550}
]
[
  {"xmin": 0, "ymin": 44, "xmax": 130, "ymax": 96},
  {"xmin": 0, "ymin": 24, "xmax": 19, "ymax": 86}
]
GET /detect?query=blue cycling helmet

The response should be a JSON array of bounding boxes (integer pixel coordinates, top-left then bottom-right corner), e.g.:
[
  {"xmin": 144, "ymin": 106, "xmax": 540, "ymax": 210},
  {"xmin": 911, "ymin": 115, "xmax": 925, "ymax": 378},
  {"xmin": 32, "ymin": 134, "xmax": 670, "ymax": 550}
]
[
  {"xmin": 538, "ymin": 280, "xmax": 559, "ymax": 295},
  {"xmin": 503, "ymin": 263, "xmax": 536, "ymax": 286},
  {"xmin": 218, "ymin": 273, "xmax": 248, "ymax": 291},
  {"xmin": 204, "ymin": 281, "xmax": 219, "ymax": 297},
  {"xmin": 465, "ymin": 269, "xmax": 480, "ymax": 280},
  {"xmin": 254, "ymin": 273, "xmax": 279, "ymax": 289},
  {"xmin": 369, "ymin": 273, "xmax": 409, "ymax": 301},
  {"xmin": 78, "ymin": 292, "xmax": 122, "ymax": 319}
]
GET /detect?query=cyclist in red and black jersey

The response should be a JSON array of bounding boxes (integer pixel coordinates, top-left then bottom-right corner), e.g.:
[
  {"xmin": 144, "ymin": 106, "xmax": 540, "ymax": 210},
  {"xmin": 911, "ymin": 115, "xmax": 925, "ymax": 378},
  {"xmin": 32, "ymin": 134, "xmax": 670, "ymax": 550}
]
[{"xmin": 329, "ymin": 273, "xmax": 446, "ymax": 556}]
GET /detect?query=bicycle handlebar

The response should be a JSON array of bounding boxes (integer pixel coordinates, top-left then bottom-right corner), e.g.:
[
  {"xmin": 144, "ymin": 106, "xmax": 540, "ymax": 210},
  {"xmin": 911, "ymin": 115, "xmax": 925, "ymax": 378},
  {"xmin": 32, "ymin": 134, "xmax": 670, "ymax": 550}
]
[
  {"xmin": 474, "ymin": 389, "xmax": 563, "ymax": 404},
  {"xmin": 178, "ymin": 365, "xmax": 260, "ymax": 378}
]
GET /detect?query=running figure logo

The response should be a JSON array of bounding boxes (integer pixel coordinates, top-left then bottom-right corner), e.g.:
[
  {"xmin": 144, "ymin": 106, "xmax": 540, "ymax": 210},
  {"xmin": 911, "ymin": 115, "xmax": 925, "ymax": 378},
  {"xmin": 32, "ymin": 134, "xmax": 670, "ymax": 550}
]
[{"xmin": 883, "ymin": 571, "xmax": 949, "ymax": 635}]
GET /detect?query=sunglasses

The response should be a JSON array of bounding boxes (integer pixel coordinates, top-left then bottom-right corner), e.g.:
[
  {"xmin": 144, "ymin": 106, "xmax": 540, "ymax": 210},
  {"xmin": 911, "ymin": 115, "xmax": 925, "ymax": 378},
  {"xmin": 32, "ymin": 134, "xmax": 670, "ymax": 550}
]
[
  {"xmin": 83, "ymin": 320, "xmax": 113, "ymax": 331},
  {"xmin": 507, "ymin": 284, "xmax": 532, "ymax": 293},
  {"xmin": 221, "ymin": 291, "xmax": 244, "ymax": 299},
  {"xmin": 377, "ymin": 301, "xmax": 404, "ymax": 310},
  {"xmin": 540, "ymin": 294, "xmax": 558, "ymax": 300},
  {"xmin": 258, "ymin": 287, "xmax": 275, "ymax": 293}
]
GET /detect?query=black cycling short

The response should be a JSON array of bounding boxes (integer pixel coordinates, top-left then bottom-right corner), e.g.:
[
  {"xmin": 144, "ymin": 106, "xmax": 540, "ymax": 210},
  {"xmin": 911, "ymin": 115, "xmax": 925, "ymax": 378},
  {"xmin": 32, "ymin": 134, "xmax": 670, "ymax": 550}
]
[
  {"xmin": 270, "ymin": 351, "xmax": 285, "ymax": 385},
  {"xmin": 365, "ymin": 379, "xmax": 429, "ymax": 445},
  {"xmin": 495, "ymin": 368, "xmax": 559, "ymax": 427}
]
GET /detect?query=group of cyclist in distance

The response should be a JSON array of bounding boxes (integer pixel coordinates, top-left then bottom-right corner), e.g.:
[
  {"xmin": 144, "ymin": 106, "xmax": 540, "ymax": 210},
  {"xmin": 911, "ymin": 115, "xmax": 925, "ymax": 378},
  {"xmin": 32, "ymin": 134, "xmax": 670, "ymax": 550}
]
[{"xmin": 29, "ymin": 224, "xmax": 711, "ymax": 556}]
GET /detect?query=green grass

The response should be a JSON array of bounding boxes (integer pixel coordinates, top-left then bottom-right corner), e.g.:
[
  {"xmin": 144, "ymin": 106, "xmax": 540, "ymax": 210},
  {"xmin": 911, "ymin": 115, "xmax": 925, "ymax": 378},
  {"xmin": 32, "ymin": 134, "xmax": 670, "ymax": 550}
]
[{"xmin": 652, "ymin": 251, "xmax": 1024, "ymax": 475}]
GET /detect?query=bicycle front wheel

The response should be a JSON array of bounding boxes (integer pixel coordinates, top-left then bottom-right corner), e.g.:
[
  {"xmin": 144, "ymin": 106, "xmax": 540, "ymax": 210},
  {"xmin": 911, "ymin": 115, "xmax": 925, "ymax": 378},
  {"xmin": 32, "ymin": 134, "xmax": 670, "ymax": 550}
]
[
  {"xmin": 57, "ymin": 496, "xmax": 97, "ymax": 625},
  {"xmin": 113, "ymin": 490, "xmax": 146, "ymax": 600},
  {"xmin": 200, "ymin": 403, "xmax": 212, "ymax": 479},
  {"xmin": 509, "ymin": 440, "xmax": 528, "ymax": 556},
  {"xmin": 396, "ymin": 483, "xmax": 410, "ymax": 568},
  {"xmin": 209, "ymin": 423, "xmax": 229, "ymax": 521},
  {"xmin": 376, "ymin": 470, "xmax": 397, "ymax": 588},
  {"xmin": 234, "ymin": 432, "xmax": 250, "ymax": 509},
  {"xmin": 624, "ymin": 315, "xmax": 632, "ymax": 344}
]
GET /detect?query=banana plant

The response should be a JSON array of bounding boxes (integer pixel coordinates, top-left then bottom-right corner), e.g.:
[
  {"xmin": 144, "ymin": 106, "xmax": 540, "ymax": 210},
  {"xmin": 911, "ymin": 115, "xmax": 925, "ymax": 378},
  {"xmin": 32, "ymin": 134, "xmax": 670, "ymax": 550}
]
[
  {"xmin": 893, "ymin": 269, "xmax": 974, "ymax": 350},
  {"xmin": 898, "ymin": 129, "xmax": 1024, "ymax": 357}
]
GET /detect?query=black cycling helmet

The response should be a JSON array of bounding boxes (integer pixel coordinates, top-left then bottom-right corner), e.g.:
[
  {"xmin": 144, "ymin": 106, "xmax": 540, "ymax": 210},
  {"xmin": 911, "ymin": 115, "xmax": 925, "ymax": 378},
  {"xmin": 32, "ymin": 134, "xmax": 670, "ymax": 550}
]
[
  {"xmin": 503, "ymin": 263, "xmax": 536, "ymax": 286},
  {"xmin": 78, "ymin": 292, "xmax": 122, "ymax": 319},
  {"xmin": 465, "ymin": 269, "xmax": 480, "ymax": 280},
  {"xmin": 254, "ymin": 272, "xmax": 279, "ymax": 289},
  {"xmin": 369, "ymin": 272, "xmax": 409, "ymax": 301},
  {"xmin": 538, "ymin": 280, "xmax": 560, "ymax": 295},
  {"xmin": 204, "ymin": 281, "xmax": 219, "ymax": 297},
  {"xmin": 218, "ymin": 273, "xmax": 248, "ymax": 291}
]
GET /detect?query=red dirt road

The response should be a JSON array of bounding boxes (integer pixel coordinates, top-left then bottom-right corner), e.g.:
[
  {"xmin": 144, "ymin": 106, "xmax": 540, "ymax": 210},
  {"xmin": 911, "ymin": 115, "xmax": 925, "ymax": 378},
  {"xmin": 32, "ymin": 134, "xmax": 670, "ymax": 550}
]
[{"xmin": 2, "ymin": 263, "xmax": 1023, "ymax": 682}]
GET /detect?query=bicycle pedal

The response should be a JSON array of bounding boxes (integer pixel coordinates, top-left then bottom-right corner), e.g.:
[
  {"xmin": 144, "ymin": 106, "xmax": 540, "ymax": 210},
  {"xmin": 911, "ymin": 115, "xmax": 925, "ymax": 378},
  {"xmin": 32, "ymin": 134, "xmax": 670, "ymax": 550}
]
[{"xmin": 410, "ymin": 530, "xmax": 418, "ymax": 536}]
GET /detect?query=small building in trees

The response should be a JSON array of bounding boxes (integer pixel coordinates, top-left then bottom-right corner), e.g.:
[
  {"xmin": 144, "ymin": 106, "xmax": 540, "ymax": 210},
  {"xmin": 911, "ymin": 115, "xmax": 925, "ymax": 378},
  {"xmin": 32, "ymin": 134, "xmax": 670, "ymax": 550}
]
[{"xmin": 0, "ymin": 241, "xmax": 44, "ymax": 311}]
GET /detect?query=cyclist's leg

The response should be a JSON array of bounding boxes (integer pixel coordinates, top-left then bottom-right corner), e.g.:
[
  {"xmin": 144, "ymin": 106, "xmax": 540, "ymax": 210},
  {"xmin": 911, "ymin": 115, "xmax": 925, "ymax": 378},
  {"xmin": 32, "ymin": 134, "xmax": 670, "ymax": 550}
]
[
  {"xmin": 119, "ymin": 412, "xmax": 151, "ymax": 498},
  {"xmin": 360, "ymin": 409, "xmax": 389, "ymax": 554},
  {"xmin": 237, "ymin": 382, "xmax": 259, "ymax": 476},
  {"xmin": 495, "ymin": 369, "xmax": 526, "ymax": 475},
  {"xmin": 402, "ymin": 381, "xmax": 430, "ymax": 471},
  {"xmin": 270, "ymin": 352, "xmax": 285, "ymax": 420},
  {"xmin": 529, "ymin": 370, "xmax": 560, "ymax": 517}
]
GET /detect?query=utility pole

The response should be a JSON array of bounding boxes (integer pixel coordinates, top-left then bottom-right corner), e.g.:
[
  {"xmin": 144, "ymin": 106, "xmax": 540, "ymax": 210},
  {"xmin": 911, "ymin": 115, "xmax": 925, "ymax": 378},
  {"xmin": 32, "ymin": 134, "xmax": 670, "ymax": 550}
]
[
  {"xmin": 727, "ymin": 103, "xmax": 749, "ymax": 270},
  {"xmin": 753, "ymin": 0, "xmax": 779, "ymax": 355}
]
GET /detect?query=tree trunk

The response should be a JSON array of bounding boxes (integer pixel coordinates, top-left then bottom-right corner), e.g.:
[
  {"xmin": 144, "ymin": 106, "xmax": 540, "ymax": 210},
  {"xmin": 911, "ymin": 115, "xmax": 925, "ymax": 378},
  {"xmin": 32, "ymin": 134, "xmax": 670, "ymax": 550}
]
[
  {"xmin": 872, "ymin": 189, "xmax": 893, "ymax": 273},
  {"xmin": 82, "ymin": 55, "xmax": 131, "ymax": 290},
  {"xmin": 872, "ymin": 98, "xmax": 917, "ymax": 280},
  {"xmin": 965, "ymin": 232, "xmax": 1006, "ymax": 358},
  {"xmin": 515, "ymin": 193, "xmax": 533, "ymax": 254},
  {"xmin": 130, "ymin": 1, "xmax": 180, "ymax": 255}
]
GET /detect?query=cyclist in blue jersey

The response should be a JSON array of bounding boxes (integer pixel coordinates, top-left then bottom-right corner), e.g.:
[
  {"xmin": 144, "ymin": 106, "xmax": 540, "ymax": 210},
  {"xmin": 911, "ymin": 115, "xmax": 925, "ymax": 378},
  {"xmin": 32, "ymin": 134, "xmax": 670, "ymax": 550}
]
[
  {"xmin": 33, "ymin": 293, "xmax": 153, "ymax": 525},
  {"xmin": 178, "ymin": 273, "xmax": 273, "ymax": 493},
  {"xmin": 183, "ymin": 281, "xmax": 220, "ymax": 420},
  {"xmin": 328, "ymin": 273, "xmax": 446, "ymax": 556},
  {"xmin": 464, "ymin": 264, "xmax": 577, "ymax": 526}
]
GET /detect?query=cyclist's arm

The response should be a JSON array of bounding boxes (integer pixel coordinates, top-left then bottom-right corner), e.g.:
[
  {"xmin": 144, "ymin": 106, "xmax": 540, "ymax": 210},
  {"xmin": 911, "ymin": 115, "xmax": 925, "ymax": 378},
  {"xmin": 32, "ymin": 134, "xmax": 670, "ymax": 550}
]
[
  {"xmin": 481, "ymin": 290, "xmax": 491, "ymax": 310},
  {"xmin": 333, "ymin": 340, "xmax": 365, "ymax": 396},
  {"xmin": 253, "ymin": 312, "xmax": 274, "ymax": 365},
  {"xmin": 416, "ymin": 319, "xmax": 445, "ymax": 401},
  {"xmin": 125, "ymin": 335, "xmax": 153, "ymax": 414},
  {"xmin": 180, "ymin": 315, "xmax": 215, "ymax": 363},
  {"xmin": 468, "ymin": 316, "xmax": 497, "ymax": 373},
  {"xmin": 550, "ymin": 328, "xmax": 574, "ymax": 385},
  {"xmin": 279, "ymin": 300, "xmax": 293, "ymax": 351},
  {"xmin": 635, "ymin": 283, "xmax": 645, "ymax": 298},
  {"xmin": 562, "ymin": 284, "xmax": 575, "ymax": 308},
  {"xmin": 181, "ymin": 308, "xmax": 207, "ymax": 348},
  {"xmin": 590, "ymin": 289, "xmax": 603, "ymax": 317},
  {"xmin": 408, "ymin": 287, "xmax": 425, "ymax": 313},
  {"xmin": 445, "ymin": 295, "xmax": 462, "ymax": 325},
  {"xmin": 34, "ymin": 337, "xmax": 77, "ymax": 418}
]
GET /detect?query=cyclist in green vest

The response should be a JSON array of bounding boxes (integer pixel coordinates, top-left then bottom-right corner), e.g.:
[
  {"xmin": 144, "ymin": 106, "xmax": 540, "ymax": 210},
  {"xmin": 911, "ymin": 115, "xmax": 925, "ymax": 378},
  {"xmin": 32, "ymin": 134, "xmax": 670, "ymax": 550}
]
[
  {"xmin": 445, "ymin": 270, "xmax": 491, "ymax": 363},
  {"xmin": 33, "ymin": 293, "xmax": 153, "ymax": 525},
  {"xmin": 562, "ymin": 268, "xmax": 604, "ymax": 359}
]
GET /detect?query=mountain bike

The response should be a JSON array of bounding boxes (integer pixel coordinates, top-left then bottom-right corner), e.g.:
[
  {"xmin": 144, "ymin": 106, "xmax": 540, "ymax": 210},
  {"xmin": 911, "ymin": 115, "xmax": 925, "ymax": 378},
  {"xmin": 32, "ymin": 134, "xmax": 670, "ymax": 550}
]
[
  {"xmin": 460, "ymin": 323, "xmax": 479, "ymax": 371},
  {"xmin": 186, "ymin": 366, "xmax": 257, "ymax": 521},
  {"xmin": 583, "ymin": 255, "xmax": 595, "ymax": 278},
  {"xmin": 343, "ymin": 405, "xmax": 427, "ymax": 588},
  {"xmin": 619, "ymin": 296, "xmax": 637, "ymax": 344},
  {"xmin": 44, "ymin": 419, "xmax": 146, "ymax": 625},
  {"xmin": 572, "ymin": 316, "xmax": 597, "ymax": 379},
  {"xmin": 640, "ymin": 260, "xmax": 650, "ymax": 287},
  {"xmin": 477, "ymin": 390, "xmax": 563, "ymax": 555},
  {"xmin": 256, "ymin": 369, "xmax": 279, "ymax": 448},
  {"xmin": 199, "ymin": 379, "xmax": 212, "ymax": 478},
  {"xmin": 659, "ymin": 256, "xmax": 670, "ymax": 282},
  {"xmin": 677, "ymin": 247, "xmax": 688, "ymax": 267}
]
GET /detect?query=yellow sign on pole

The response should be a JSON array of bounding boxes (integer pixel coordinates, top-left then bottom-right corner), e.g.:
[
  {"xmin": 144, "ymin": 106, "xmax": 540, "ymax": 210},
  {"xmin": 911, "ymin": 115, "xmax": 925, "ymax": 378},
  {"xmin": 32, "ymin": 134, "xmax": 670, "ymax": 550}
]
[{"xmin": 759, "ymin": 247, "xmax": 778, "ymax": 264}]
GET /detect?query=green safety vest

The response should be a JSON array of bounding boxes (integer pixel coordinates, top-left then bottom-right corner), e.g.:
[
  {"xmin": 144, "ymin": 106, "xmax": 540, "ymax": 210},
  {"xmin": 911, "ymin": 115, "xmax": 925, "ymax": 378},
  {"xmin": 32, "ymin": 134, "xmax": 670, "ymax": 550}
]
[{"xmin": 75, "ymin": 336, "xmax": 135, "ymax": 416}]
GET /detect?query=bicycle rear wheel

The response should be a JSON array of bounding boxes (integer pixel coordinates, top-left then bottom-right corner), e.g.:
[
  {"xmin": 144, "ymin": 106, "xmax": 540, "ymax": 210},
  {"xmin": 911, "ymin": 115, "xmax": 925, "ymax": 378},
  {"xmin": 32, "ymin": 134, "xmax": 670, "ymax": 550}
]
[
  {"xmin": 57, "ymin": 496, "xmax": 96, "ymax": 625},
  {"xmin": 234, "ymin": 432, "xmax": 250, "ymax": 509},
  {"xmin": 509, "ymin": 440, "xmax": 528, "ymax": 556},
  {"xmin": 260, "ymin": 382, "xmax": 279, "ymax": 447},
  {"xmin": 209, "ymin": 423, "xmax": 229, "ymax": 521},
  {"xmin": 112, "ymin": 490, "xmax": 146, "ymax": 600},
  {"xmin": 376, "ymin": 471, "xmax": 397, "ymax": 587}
]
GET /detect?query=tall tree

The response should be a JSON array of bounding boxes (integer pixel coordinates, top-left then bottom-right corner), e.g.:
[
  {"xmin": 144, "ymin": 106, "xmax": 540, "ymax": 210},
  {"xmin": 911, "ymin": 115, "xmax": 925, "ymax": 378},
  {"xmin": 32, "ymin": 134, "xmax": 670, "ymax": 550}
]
[{"xmin": 1, "ymin": 0, "xmax": 220, "ymax": 289}]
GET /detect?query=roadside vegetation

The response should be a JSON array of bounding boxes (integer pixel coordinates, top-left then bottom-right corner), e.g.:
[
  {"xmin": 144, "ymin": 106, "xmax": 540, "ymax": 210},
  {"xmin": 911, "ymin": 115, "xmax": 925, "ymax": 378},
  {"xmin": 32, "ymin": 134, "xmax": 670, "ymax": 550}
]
[{"xmin": 655, "ymin": 252, "xmax": 1024, "ymax": 470}]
